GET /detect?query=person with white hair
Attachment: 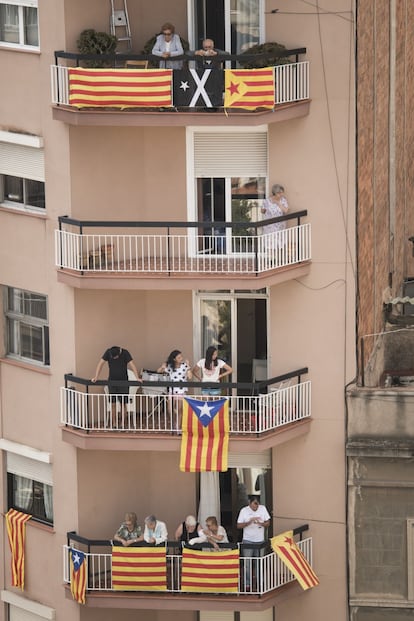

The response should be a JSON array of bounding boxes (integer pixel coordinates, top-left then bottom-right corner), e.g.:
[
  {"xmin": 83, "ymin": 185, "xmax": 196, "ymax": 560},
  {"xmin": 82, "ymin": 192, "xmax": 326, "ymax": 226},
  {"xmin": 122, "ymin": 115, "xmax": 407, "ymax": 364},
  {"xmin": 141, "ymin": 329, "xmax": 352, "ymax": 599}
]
[
  {"xmin": 175, "ymin": 514, "xmax": 202, "ymax": 543},
  {"xmin": 143, "ymin": 515, "xmax": 168, "ymax": 545}
]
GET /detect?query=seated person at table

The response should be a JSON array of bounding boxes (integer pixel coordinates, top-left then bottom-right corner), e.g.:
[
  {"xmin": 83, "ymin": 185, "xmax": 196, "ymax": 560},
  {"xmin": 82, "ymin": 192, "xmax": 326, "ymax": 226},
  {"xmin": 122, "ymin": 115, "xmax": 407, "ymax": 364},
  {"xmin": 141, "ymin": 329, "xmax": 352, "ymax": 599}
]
[
  {"xmin": 189, "ymin": 516, "xmax": 228, "ymax": 550},
  {"xmin": 113, "ymin": 512, "xmax": 143, "ymax": 547},
  {"xmin": 175, "ymin": 514, "xmax": 202, "ymax": 543},
  {"xmin": 144, "ymin": 514, "xmax": 168, "ymax": 545}
]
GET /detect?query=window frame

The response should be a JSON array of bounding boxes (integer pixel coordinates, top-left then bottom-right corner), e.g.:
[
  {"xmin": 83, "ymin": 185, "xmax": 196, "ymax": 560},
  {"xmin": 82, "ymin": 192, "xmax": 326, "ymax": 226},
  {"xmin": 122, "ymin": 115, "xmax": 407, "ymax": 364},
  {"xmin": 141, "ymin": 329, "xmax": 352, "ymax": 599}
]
[
  {"xmin": 0, "ymin": 0, "xmax": 39, "ymax": 50},
  {"xmin": 4, "ymin": 286, "xmax": 50, "ymax": 366},
  {"xmin": 1, "ymin": 173, "xmax": 45, "ymax": 212},
  {"xmin": 7, "ymin": 472, "xmax": 53, "ymax": 525}
]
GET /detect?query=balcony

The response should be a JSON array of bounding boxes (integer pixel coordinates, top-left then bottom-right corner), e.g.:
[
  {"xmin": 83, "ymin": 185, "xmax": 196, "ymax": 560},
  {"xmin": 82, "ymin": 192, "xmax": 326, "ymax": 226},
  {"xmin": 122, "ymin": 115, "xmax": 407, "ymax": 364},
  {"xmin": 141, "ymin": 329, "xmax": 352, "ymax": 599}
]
[
  {"xmin": 63, "ymin": 526, "xmax": 312, "ymax": 610},
  {"xmin": 51, "ymin": 49, "xmax": 310, "ymax": 127},
  {"xmin": 60, "ymin": 369, "xmax": 311, "ymax": 451},
  {"xmin": 55, "ymin": 213, "xmax": 311, "ymax": 290}
]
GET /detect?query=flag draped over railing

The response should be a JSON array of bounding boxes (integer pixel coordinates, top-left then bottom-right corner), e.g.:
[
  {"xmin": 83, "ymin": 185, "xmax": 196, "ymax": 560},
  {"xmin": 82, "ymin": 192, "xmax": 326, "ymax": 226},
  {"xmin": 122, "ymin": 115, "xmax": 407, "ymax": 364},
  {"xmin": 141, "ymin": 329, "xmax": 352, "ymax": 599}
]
[
  {"xmin": 68, "ymin": 68, "xmax": 173, "ymax": 108},
  {"xmin": 5, "ymin": 509, "xmax": 32, "ymax": 590},
  {"xmin": 224, "ymin": 67, "xmax": 275, "ymax": 109},
  {"xmin": 112, "ymin": 546, "xmax": 167, "ymax": 591},
  {"xmin": 70, "ymin": 548, "xmax": 87, "ymax": 604},
  {"xmin": 180, "ymin": 397, "xmax": 229, "ymax": 472},
  {"xmin": 181, "ymin": 547, "xmax": 239, "ymax": 592},
  {"xmin": 271, "ymin": 531, "xmax": 319, "ymax": 590}
]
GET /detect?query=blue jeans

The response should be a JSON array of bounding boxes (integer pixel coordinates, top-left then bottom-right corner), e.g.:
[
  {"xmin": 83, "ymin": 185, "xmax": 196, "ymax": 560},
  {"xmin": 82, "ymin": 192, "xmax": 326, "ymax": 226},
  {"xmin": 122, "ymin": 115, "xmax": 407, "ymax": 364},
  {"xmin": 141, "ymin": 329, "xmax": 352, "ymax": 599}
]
[{"xmin": 201, "ymin": 388, "xmax": 221, "ymax": 396}]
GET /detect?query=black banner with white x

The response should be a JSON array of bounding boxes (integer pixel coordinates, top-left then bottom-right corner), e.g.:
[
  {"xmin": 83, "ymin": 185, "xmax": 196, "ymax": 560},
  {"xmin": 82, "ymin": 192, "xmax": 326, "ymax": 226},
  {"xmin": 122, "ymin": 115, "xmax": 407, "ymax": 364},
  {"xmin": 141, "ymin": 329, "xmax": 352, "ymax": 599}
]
[{"xmin": 173, "ymin": 68, "xmax": 224, "ymax": 108}]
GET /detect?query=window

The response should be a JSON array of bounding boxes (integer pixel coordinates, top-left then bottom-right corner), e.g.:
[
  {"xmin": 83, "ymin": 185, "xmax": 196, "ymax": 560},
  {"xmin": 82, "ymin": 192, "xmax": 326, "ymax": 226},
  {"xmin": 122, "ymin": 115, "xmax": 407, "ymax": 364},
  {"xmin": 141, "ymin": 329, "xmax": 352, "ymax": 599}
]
[
  {"xmin": 0, "ymin": 1, "xmax": 39, "ymax": 48},
  {"xmin": 5, "ymin": 287, "xmax": 50, "ymax": 365},
  {"xmin": 8, "ymin": 473, "xmax": 53, "ymax": 524},
  {"xmin": 2, "ymin": 174, "xmax": 45, "ymax": 209},
  {"xmin": 0, "ymin": 133, "xmax": 45, "ymax": 212},
  {"xmin": 4, "ymin": 447, "xmax": 53, "ymax": 526}
]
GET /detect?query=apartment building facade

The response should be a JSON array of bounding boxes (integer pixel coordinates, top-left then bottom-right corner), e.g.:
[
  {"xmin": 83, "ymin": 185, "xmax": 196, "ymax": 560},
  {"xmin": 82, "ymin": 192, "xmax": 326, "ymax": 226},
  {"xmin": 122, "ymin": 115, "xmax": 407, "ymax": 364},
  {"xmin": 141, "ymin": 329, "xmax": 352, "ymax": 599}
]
[{"xmin": 0, "ymin": 1, "xmax": 354, "ymax": 620}]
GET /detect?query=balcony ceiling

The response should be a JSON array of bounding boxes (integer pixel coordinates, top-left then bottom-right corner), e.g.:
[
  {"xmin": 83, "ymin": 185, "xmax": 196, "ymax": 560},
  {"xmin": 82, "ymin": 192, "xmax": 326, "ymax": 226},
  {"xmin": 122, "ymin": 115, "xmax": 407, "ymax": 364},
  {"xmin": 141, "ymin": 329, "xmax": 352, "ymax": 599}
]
[
  {"xmin": 52, "ymin": 100, "xmax": 310, "ymax": 127},
  {"xmin": 56, "ymin": 262, "xmax": 311, "ymax": 290},
  {"xmin": 61, "ymin": 419, "xmax": 311, "ymax": 451}
]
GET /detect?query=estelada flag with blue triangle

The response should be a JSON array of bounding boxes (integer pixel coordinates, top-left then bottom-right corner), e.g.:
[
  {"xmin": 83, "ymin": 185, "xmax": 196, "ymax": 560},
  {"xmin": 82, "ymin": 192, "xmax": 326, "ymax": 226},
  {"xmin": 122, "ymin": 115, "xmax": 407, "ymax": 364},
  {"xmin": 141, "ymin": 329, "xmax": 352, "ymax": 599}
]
[
  {"xmin": 180, "ymin": 397, "xmax": 229, "ymax": 472},
  {"xmin": 271, "ymin": 530, "xmax": 319, "ymax": 590}
]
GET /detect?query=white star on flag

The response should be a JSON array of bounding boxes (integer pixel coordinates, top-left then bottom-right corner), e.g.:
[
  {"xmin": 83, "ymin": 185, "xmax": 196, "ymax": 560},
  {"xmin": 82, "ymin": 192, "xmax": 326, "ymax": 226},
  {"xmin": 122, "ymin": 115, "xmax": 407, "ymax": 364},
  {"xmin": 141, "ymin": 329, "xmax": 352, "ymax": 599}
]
[
  {"xmin": 180, "ymin": 81, "xmax": 190, "ymax": 91},
  {"xmin": 196, "ymin": 402, "xmax": 214, "ymax": 419}
]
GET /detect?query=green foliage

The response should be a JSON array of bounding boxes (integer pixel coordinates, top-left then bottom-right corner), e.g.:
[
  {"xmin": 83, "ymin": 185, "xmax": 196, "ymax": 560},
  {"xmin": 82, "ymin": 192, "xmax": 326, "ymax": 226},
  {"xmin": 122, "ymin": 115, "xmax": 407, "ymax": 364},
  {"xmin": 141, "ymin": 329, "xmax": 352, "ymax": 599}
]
[
  {"xmin": 142, "ymin": 34, "xmax": 189, "ymax": 68},
  {"xmin": 239, "ymin": 42, "xmax": 292, "ymax": 69},
  {"xmin": 77, "ymin": 29, "xmax": 118, "ymax": 67}
]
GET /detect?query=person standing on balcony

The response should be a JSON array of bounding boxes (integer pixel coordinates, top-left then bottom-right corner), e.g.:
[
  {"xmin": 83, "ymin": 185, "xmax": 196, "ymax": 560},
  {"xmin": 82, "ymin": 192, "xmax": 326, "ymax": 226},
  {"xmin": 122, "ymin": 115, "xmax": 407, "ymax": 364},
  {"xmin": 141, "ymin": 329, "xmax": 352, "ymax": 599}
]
[
  {"xmin": 261, "ymin": 184, "xmax": 289, "ymax": 256},
  {"xmin": 91, "ymin": 345, "xmax": 141, "ymax": 428},
  {"xmin": 158, "ymin": 350, "xmax": 193, "ymax": 431},
  {"xmin": 152, "ymin": 22, "xmax": 184, "ymax": 69},
  {"xmin": 113, "ymin": 512, "xmax": 143, "ymax": 547},
  {"xmin": 192, "ymin": 345, "xmax": 232, "ymax": 396},
  {"xmin": 237, "ymin": 495, "xmax": 271, "ymax": 591},
  {"xmin": 144, "ymin": 515, "xmax": 168, "ymax": 545},
  {"xmin": 191, "ymin": 38, "xmax": 228, "ymax": 68}
]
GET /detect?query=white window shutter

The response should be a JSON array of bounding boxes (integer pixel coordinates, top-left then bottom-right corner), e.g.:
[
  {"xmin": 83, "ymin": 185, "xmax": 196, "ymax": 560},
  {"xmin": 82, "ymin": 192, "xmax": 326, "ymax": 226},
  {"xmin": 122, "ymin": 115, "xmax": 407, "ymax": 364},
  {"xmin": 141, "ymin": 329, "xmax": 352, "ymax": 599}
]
[
  {"xmin": 0, "ymin": 143, "xmax": 45, "ymax": 181},
  {"xmin": 227, "ymin": 450, "xmax": 271, "ymax": 469},
  {"xmin": 194, "ymin": 131, "xmax": 268, "ymax": 177},
  {"xmin": 7, "ymin": 453, "xmax": 53, "ymax": 486}
]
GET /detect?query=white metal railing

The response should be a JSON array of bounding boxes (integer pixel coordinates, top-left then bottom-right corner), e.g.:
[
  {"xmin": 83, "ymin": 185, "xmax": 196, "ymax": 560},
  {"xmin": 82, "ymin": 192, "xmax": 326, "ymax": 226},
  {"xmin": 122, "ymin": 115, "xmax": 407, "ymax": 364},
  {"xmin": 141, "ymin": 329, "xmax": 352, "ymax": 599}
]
[
  {"xmin": 55, "ymin": 225, "xmax": 311, "ymax": 275},
  {"xmin": 60, "ymin": 381, "xmax": 311, "ymax": 434},
  {"xmin": 274, "ymin": 61, "xmax": 309, "ymax": 104},
  {"xmin": 51, "ymin": 61, "xmax": 309, "ymax": 108},
  {"xmin": 63, "ymin": 538, "xmax": 312, "ymax": 595}
]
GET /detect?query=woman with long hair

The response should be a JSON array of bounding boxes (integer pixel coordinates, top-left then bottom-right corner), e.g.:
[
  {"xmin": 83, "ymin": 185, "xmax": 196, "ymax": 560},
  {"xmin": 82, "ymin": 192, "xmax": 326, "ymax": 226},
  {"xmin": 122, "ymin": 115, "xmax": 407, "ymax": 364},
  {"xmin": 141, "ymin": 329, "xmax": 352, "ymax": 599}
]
[
  {"xmin": 158, "ymin": 349, "xmax": 192, "ymax": 430},
  {"xmin": 192, "ymin": 345, "xmax": 232, "ymax": 396}
]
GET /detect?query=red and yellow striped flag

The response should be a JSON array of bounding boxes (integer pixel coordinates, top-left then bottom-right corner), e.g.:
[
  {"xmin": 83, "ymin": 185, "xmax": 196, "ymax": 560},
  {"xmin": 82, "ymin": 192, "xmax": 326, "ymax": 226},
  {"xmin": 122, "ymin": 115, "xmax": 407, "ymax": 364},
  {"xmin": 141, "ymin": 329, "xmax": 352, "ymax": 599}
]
[
  {"xmin": 70, "ymin": 548, "xmax": 87, "ymax": 604},
  {"xmin": 68, "ymin": 68, "xmax": 173, "ymax": 108},
  {"xmin": 224, "ymin": 67, "xmax": 275, "ymax": 109},
  {"xmin": 181, "ymin": 547, "xmax": 239, "ymax": 592},
  {"xmin": 5, "ymin": 509, "xmax": 32, "ymax": 590},
  {"xmin": 180, "ymin": 397, "xmax": 229, "ymax": 472},
  {"xmin": 271, "ymin": 531, "xmax": 319, "ymax": 590},
  {"xmin": 112, "ymin": 546, "xmax": 167, "ymax": 591}
]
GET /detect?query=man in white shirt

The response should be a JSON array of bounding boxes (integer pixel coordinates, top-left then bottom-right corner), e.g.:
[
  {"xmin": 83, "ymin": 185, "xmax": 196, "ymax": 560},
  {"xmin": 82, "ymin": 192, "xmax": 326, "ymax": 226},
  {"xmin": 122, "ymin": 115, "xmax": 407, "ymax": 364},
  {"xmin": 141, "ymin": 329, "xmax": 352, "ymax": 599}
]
[
  {"xmin": 237, "ymin": 495, "xmax": 271, "ymax": 590},
  {"xmin": 143, "ymin": 515, "xmax": 168, "ymax": 545}
]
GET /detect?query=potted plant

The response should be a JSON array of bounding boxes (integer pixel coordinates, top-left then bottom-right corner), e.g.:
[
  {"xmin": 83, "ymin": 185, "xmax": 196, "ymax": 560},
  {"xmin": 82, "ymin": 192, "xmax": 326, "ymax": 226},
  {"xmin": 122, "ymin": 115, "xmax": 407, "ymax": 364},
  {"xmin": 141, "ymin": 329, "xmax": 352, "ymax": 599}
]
[
  {"xmin": 239, "ymin": 42, "xmax": 291, "ymax": 69},
  {"xmin": 77, "ymin": 29, "xmax": 118, "ymax": 67}
]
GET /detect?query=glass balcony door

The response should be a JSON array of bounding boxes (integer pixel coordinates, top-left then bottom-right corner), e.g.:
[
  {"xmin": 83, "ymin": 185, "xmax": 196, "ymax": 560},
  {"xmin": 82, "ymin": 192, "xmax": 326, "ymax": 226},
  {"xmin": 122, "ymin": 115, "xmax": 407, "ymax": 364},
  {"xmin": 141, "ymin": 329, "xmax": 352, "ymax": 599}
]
[{"xmin": 188, "ymin": 0, "xmax": 264, "ymax": 53}]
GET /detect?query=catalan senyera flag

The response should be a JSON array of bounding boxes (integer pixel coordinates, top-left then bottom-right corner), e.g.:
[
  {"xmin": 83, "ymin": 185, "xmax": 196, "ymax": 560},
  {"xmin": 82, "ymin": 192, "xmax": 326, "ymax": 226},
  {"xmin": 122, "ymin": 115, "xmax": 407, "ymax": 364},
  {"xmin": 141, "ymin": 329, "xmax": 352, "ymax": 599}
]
[
  {"xmin": 70, "ymin": 548, "xmax": 87, "ymax": 604},
  {"xmin": 224, "ymin": 67, "xmax": 275, "ymax": 110},
  {"xmin": 5, "ymin": 509, "xmax": 32, "ymax": 590},
  {"xmin": 271, "ymin": 531, "xmax": 319, "ymax": 590},
  {"xmin": 68, "ymin": 68, "xmax": 173, "ymax": 108},
  {"xmin": 112, "ymin": 546, "xmax": 167, "ymax": 591},
  {"xmin": 181, "ymin": 547, "xmax": 239, "ymax": 593},
  {"xmin": 180, "ymin": 397, "xmax": 229, "ymax": 472}
]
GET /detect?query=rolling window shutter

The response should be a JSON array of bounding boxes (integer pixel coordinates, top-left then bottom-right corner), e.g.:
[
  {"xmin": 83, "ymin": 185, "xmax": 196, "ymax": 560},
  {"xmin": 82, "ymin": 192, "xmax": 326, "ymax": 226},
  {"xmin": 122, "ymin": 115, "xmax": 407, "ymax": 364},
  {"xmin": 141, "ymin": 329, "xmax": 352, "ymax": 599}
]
[
  {"xmin": 194, "ymin": 131, "xmax": 267, "ymax": 177},
  {"xmin": 7, "ymin": 453, "xmax": 53, "ymax": 486},
  {"xmin": 227, "ymin": 450, "xmax": 271, "ymax": 469},
  {"xmin": 9, "ymin": 606, "xmax": 46, "ymax": 621},
  {"xmin": 199, "ymin": 613, "xmax": 235, "ymax": 621},
  {"xmin": 0, "ymin": 143, "xmax": 45, "ymax": 181}
]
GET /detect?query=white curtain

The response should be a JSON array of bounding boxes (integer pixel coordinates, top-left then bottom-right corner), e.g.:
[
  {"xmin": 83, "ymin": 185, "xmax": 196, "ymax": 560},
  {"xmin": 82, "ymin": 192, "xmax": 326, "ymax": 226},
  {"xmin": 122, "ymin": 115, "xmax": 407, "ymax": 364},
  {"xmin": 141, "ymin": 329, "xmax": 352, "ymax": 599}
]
[
  {"xmin": 198, "ymin": 472, "xmax": 220, "ymax": 527},
  {"xmin": 231, "ymin": 0, "xmax": 260, "ymax": 53},
  {"xmin": 15, "ymin": 475, "xmax": 32, "ymax": 511},
  {"xmin": 43, "ymin": 483, "xmax": 53, "ymax": 521}
]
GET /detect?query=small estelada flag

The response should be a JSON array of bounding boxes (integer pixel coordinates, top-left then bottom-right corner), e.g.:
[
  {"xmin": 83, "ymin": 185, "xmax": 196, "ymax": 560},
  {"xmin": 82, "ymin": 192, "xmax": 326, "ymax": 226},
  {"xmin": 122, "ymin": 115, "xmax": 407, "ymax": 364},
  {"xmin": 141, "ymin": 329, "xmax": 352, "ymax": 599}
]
[
  {"xmin": 224, "ymin": 67, "xmax": 275, "ymax": 110},
  {"xmin": 5, "ymin": 509, "xmax": 32, "ymax": 590},
  {"xmin": 271, "ymin": 530, "xmax": 319, "ymax": 590},
  {"xmin": 180, "ymin": 397, "xmax": 229, "ymax": 472},
  {"xmin": 70, "ymin": 548, "xmax": 87, "ymax": 604}
]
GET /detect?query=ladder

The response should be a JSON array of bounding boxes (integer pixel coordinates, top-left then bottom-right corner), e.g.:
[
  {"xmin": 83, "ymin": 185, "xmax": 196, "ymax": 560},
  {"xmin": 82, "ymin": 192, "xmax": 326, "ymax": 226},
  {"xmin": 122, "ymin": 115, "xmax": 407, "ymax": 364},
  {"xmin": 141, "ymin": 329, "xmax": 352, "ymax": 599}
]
[{"xmin": 110, "ymin": 0, "xmax": 132, "ymax": 51}]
